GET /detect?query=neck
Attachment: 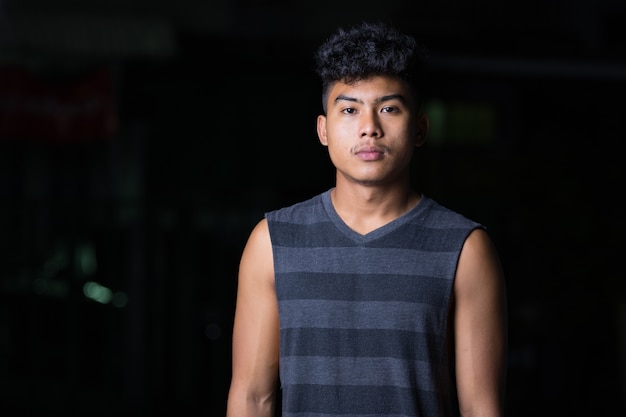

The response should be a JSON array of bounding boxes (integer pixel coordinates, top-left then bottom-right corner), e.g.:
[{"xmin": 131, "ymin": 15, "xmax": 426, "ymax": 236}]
[{"xmin": 329, "ymin": 183, "xmax": 421, "ymax": 235}]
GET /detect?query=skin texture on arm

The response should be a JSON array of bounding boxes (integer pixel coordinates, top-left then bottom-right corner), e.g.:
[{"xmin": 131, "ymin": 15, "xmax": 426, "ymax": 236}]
[
  {"xmin": 226, "ymin": 219, "xmax": 280, "ymax": 417},
  {"xmin": 454, "ymin": 228, "xmax": 508, "ymax": 417}
]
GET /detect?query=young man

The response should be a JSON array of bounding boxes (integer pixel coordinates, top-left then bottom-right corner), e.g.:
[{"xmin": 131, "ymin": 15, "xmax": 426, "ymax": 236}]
[{"xmin": 226, "ymin": 21, "xmax": 507, "ymax": 417}]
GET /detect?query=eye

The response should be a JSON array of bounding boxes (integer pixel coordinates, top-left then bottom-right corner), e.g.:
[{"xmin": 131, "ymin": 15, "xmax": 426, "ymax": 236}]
[
  {"xmin": 381, "ymin": 106, "xmax": 398, "ymax": 113},
  {"xmin": 341, "ymin": 107, "xmax": 357, "ymax": 114}
]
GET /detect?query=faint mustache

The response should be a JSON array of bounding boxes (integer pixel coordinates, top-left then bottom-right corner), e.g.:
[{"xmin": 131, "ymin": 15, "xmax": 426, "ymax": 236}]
[{"xmin": 351, "ymin": 145, "xmax": 390, "ymax": 154}]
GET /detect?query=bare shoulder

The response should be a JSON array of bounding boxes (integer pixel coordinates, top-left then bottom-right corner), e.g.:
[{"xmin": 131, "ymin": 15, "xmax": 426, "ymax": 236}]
[
  {"xmin": 455, "ymin": 227, "xmax": 505, "ymax": 294},
  {"xmin": 462, "ymin": 227, "xmax": 501, "ymax": 260},
  {"xmin": 245, "ymin": 218, "xmax": 271, "ymax": 249},
  {"xmin": 239, "ymin": 218, "xmax": 274, "ymax": 288}
]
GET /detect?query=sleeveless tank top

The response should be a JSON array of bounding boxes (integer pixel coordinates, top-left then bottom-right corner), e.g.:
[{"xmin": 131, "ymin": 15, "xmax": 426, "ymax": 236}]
[{"xmin": 266, "ymin": 189, "xmax": 483, "ymax": 417}]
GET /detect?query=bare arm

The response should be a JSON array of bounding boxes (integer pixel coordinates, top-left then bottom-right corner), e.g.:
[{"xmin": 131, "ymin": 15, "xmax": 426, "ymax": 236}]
[
  {"xmin": 454, "ymin": 228, "xmax": 508, "ymax": 417},
  {"xmin": 226, "ymin": 219, "xmax": 280, "ymax": 417}
]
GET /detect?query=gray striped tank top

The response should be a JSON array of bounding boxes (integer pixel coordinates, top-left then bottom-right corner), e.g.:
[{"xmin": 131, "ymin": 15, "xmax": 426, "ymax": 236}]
[{"xmin": 266, "ymin": 189, "xmax": 483, "ymax": 417}]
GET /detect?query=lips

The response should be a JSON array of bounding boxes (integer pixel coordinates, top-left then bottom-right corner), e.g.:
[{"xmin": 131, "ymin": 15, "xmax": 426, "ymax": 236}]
[{"xmin": 355, "ymin": 146, "xmax": 385, "ymax": 161}]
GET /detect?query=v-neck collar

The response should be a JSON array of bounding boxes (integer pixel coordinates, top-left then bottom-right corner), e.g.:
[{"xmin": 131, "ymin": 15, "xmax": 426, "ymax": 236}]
[{"xmin": 320, "ymin": 188, "xmax": 430, "ymax": 244}]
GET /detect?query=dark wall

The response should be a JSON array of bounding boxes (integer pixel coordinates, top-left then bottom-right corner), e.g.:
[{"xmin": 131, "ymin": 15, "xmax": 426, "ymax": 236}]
[{"xmin": 1, "ymin": 5, "xmax": 626, "ymax": 416}]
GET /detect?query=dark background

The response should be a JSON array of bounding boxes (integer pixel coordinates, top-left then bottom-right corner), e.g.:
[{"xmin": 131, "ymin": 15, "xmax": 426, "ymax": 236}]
[{"xmin": 1, "ymin": 1, "xmax": 625, "ymax": 416}]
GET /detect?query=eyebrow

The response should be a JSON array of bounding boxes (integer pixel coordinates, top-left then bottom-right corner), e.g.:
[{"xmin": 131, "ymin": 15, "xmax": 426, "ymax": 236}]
[{"xmin": 334, "ymin": 93, "xmax": 408, "ymax": 105}]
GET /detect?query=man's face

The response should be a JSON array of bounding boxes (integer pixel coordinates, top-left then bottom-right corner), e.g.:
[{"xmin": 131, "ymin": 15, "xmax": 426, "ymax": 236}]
[{"xmin": 317, "ymin": 75, "xmax": 427, "ymax": 187}]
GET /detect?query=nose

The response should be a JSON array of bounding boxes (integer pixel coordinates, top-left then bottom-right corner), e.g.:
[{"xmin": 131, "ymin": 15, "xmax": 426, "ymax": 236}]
[{"xmin": 360, "ymin": 111, "xmax": 382, "ymax": 138}]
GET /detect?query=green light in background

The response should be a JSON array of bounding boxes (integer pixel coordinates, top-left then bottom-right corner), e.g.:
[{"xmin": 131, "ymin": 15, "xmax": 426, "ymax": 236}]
[
  {"xmin": 423, "ymin": 99, "xmax": 447, "ymax": 145},
  {"xmin": 83, "ymin": 281, "xmax": 127, "ymax": 308},
  {"xmin": 76, "ymin": 243, "xmax": 98, "ymax": 276},
  {"xmin": 112, "ymin": 291, "xmax": 128, "ymax": 308},
  {"xmin": 423, "ymin": 99, "xmax": 497, "ymax": 146},
  {"xmin": 83, "ymin": 281, "xmax": 112, "ymax": 304}
]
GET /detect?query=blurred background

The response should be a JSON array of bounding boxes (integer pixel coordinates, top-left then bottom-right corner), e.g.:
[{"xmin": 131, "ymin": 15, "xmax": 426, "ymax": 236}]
[{"xmin": 1, "ymin": 1, "xmax": 625, "ymax": 416}]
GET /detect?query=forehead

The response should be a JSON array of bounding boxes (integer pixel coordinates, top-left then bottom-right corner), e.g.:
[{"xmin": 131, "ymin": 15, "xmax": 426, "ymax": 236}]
[{"xmin": 327, "ymin": 75, "xmax": 415, "ymax": 106}]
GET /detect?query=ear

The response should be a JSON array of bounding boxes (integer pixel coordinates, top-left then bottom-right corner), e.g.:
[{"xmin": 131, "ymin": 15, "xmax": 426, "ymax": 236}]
[
  {"xmin": 415, "ymin": 114, "xmax": 429, "ymax": 147},
  {"xmin": 317, "ymin": 115, "xmax": 328, "ymax": 146}
]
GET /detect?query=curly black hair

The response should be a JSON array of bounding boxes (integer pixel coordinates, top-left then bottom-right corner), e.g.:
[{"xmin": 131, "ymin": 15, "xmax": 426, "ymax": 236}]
[{"xmin": 314, "ymin": 21, "xmax": 428, "ymax": 114}]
